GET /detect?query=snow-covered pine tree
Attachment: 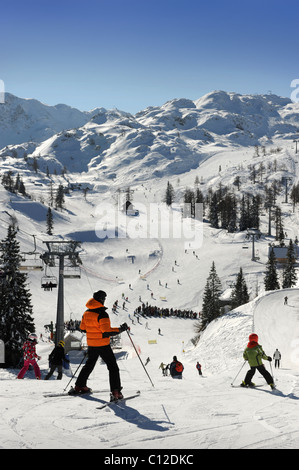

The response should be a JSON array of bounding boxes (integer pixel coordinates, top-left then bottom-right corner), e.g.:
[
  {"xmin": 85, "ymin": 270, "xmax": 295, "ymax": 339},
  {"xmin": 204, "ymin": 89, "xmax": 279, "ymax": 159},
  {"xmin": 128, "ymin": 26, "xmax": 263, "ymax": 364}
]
[
  {"xmin": 264, "ymin": 247, "xmax": 280, "ymax": 291},
  {"xmin": 164, "ymin": 181, "xmax": 175, "ymax": 206},
  {"xmin": 231, "ymin": 267, "xmax": 249, "ymax": 309},
  {"xmin": 201, "ymin": 261, "xmax": 222, "ymax": 329},
  {"xmin": 282, "ymin": 239, "xmax": 298, "ymax": 288},
  {"xmin": 0, "ymin": 226, "xmax": 35, "ymax": 368},
  {"xmin": 46, "ymin": 207, "xmax": 54, "ymax": 235}
]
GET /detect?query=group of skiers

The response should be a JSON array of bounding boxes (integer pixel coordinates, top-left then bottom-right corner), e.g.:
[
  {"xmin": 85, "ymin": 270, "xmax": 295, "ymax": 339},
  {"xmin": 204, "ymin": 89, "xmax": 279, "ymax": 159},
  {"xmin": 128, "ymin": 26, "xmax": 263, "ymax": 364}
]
[{"xmin": 16, "ymin": 289, "xmax": 282, "ymax": 399}]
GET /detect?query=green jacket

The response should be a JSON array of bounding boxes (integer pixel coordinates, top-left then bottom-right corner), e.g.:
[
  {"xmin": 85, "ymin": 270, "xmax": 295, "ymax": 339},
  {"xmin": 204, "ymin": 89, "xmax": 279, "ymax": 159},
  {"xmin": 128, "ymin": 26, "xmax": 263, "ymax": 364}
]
[{"xmin": 243, "ymin": 343, "xmax": 269, "ymax": 367}]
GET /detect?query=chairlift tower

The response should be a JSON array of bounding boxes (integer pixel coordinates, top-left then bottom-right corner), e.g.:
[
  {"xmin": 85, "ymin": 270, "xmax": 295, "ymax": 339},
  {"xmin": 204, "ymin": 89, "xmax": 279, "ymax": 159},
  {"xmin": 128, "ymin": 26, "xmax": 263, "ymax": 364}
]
[
  {"xmin": 247, "ymin": 228, "xmax": 261, "ymax": 261},
  {"xmin": 41, "ymin": 240, "xmax": 82, "ymax": 345}
]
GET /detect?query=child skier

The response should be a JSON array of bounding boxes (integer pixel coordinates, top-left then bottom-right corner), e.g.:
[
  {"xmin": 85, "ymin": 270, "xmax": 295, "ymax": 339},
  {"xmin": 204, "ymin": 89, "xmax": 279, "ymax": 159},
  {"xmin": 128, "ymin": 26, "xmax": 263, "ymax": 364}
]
[
  {"xmin": 241, "ymin": 333, "xmax": 275, "ymax": 390},
  {"xmin": 17, "ymin": 333, "xmax": 41, "ymax": 380},
  {"xmin": 45, "ymin": 340, "xmax": 69, "ymax": 380}
]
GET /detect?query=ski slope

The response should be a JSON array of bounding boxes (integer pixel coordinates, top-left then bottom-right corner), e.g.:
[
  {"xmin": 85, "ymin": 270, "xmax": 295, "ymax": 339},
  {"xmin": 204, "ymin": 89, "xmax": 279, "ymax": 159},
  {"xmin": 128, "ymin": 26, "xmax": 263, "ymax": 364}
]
[
  {"xmin": 0, "ymin": 288, "xmax": 299, "ymax": 450},
  {"xmin": 0, "ymin": 133, "xmax": 299, "ymax": 450}
]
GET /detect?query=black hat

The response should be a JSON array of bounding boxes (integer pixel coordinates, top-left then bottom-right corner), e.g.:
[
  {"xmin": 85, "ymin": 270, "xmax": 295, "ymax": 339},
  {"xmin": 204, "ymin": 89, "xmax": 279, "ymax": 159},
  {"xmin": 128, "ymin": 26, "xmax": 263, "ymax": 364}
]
[{"xmin": 93, "ymin": 290, "xmax": 107, "ymax": 303}]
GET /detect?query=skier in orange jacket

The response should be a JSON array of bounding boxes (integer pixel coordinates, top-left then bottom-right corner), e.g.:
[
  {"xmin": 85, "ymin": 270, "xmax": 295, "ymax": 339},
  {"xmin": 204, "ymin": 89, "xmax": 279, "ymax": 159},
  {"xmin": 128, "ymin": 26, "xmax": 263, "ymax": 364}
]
[{"xmin": 71, "ymin": 290, "xmax": 128, "ymax": 401}]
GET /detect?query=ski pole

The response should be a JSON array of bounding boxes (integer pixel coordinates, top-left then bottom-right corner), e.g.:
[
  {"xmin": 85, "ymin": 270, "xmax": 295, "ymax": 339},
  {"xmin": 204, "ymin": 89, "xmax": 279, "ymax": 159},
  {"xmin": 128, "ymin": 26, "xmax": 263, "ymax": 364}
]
[
  {"xmin": 269, "ymin": 361, "xmax": 275, "ymax": 385},
  {"xmin": 63, "ymin": 351, "xmax": 86, "ymax": 391},
  {"xmin": 231, "ymin": 361, "xmax": 246, "ymax": 386},
  {"xmin": 126, "ymin": 330, "xmax": 155, "ymax": 388}
]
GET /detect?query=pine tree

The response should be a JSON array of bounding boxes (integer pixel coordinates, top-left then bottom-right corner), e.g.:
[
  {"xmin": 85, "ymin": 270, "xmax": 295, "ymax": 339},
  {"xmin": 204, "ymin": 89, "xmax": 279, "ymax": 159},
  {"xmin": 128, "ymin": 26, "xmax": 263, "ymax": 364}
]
[
  {"xmin": 231, "ymin": 268, "xmax": 249, "ymax": 308},
  {"xmin": 55, "ymin": 184, "xmax": 65, "ymax": 210},
  {"xmin": 264, "ymin": 247, "xmax": 280, "ymax": 291},
  {"xmin": 0, "ymin": 226, "xmax": 35, "ymax": 367},
  {"xmin": 201, "ymin": 261, "xmax": 222, "ymax": 329},
  {"xmin": 164, "ymin": 181, "xmax": 175, "ymax": 206},
  {"xmin": 46, "ymin": 207, "xmax": 54, "ymax": 235},
  {"xmin": 282, "ymin": 239, "xmax": 298, "ymax": 288}
]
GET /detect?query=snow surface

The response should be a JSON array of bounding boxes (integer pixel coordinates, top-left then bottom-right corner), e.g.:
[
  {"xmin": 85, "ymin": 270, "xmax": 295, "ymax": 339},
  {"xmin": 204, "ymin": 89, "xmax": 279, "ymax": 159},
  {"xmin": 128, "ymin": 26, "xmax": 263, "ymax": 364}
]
[{"xmin": 0, "ymin": 91, "xmax": 299, "ymax": 450}]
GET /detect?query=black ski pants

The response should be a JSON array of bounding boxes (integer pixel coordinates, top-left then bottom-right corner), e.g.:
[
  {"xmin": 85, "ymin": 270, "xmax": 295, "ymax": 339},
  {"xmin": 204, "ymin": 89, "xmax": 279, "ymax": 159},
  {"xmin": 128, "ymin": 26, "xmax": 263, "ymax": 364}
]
[
  {"xmin": 76, "ymin": 344, "xmax": 121, "ymax": 391},
  {"xmin": 45, "ymin": 364, "xmax": 63, "ymax": 380},
  {"xmin": 244, "ymin": 364, "xmax": 273, "ymax": 385}
]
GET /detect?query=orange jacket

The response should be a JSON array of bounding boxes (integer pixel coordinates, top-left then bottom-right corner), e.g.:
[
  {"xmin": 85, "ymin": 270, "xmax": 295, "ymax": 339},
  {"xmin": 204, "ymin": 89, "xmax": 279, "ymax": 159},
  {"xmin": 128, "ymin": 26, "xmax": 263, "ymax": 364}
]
[{"xmin": 80, "ymin": 298, "xmax": 120, "ymax": 347}]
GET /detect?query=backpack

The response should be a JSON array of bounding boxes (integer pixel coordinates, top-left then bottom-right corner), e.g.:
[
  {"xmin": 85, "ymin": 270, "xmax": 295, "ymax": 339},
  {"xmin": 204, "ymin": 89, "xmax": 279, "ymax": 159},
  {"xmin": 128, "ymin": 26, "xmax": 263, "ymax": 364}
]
[{"xmin": 175, "ymin": 361, "xmax": 183, "ymax": 373}]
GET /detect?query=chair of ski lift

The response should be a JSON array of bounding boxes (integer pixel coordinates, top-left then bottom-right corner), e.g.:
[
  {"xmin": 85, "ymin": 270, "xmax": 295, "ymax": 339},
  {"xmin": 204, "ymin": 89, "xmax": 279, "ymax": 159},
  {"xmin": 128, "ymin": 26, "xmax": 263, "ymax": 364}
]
[
  {"xmin": 19, "ymin": 253, "xmax": 43, "ymax": 271},
  {"xmin": 41, "ymin": 275, "xmax": 58, "ymax": 291},
  {"xmin": 63, "ymin": 266, "xmax": 81, "ymax": 279}
]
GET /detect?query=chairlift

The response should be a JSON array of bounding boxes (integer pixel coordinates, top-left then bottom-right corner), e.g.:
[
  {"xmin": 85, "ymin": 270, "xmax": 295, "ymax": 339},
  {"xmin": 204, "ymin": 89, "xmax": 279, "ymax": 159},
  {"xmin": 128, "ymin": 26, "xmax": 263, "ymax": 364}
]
[
  {"xmin": 19, "ymin": 253, "xmax": 43, "ymax": 271},
  {"xmin": 41, "ymin": 275, "xmax": 58, "ymax": 290},
  {"xmin": 63, "ymin": 266, "xmax": 81, "ymax": 279}
]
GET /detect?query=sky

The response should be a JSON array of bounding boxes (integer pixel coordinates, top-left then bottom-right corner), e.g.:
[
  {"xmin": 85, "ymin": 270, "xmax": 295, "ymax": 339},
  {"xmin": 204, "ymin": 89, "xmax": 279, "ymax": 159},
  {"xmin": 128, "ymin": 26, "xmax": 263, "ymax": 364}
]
[{"xmin": 1, "ymin": 0, "xmax": 299, "ymax": 114}]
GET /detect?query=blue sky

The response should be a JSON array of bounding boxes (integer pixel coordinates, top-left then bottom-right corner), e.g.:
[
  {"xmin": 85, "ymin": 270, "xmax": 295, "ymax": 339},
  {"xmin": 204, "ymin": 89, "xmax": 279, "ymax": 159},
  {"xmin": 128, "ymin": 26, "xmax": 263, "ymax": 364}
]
[{"xmin": 1, "ymin": 0, "xmax": 298, "ymax": 113}]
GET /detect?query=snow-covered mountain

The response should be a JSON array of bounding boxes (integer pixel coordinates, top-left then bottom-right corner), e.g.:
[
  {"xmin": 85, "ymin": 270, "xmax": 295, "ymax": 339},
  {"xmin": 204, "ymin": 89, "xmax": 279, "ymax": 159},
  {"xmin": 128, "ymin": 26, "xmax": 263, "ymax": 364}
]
[
  {"xmin": 0, "ymin": 92, "xmax": 108, "ymax": 149},
  {"xmin": 1, "ymin": 90, "xmax": 299, "ymax": 186}
]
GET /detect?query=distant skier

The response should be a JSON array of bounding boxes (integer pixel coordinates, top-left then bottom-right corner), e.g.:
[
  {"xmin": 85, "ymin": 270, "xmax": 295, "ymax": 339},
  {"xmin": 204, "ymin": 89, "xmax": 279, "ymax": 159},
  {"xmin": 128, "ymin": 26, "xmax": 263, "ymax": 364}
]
[
  {"xmin": 196, "ymin": 361, "xmax": 202, "ymax": 376},
  {"xmin": 17, "ymin": 333, "xmax": 41, "ymax": 380},
  {"xmin": 284, "ymin": 296, "xmax": 288, "ymax": 305},
  {"xmin": 45, "ymin": 340, "xmax": 69, "ymax": 380},
  {"xmin": 273, "ymin": 349, "xmax": 281, "ymax": 368},
  {"xmin": 159, "ymin": 362, "xmax": 167, "ymax": 376},
  {"xmin": 241, "ymin": 333, "xmax": 275, "ymax": 390},
  {"xmin": 170, "ymin": 355, "xmax": 184, "ymax": 379}
]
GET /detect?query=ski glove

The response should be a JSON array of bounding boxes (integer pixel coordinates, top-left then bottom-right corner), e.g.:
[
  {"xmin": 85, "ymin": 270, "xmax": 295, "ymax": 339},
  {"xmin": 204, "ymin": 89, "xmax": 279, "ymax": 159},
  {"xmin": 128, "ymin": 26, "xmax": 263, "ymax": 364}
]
[
  {"xmin": 119, "ymin": 322, "xmax": 129, "ymax": 333},
  {"xmin": 267, "ymin": 356, "xmax": 272, "ymax": 362}
]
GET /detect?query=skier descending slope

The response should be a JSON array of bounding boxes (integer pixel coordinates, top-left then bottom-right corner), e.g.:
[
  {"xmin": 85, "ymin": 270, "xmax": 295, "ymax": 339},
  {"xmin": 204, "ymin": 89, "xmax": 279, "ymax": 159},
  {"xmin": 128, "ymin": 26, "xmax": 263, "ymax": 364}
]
[
  {"xmin": 241, "ymin": 333, "xmax": 275, "ymax": 390},
  {"xmin": 69, "ymin": 290, "xmax": 129, "ymax": 401}
]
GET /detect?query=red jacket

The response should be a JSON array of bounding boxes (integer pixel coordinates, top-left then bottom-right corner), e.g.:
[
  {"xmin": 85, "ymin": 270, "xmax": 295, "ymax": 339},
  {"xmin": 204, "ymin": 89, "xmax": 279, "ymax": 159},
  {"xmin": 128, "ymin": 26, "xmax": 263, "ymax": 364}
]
[
  {"xmin": 23, "ymin": 341, "xmax": 38, "ymax": 360},
  {"xmin": 80, "ymin": 298, "xmax": 120, "ymax": 347}
]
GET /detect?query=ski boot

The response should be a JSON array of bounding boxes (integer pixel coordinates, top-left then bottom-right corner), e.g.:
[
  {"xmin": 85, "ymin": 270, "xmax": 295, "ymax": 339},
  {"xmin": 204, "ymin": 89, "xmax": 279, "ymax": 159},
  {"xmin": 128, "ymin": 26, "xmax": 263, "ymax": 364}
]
[
  {"xmin": 68, "ymin": 386, "xmax": 92, "ymax": 395},
  {"xmin": 110, "ymin": 389, "xmax": 124, "ymax": 402}
]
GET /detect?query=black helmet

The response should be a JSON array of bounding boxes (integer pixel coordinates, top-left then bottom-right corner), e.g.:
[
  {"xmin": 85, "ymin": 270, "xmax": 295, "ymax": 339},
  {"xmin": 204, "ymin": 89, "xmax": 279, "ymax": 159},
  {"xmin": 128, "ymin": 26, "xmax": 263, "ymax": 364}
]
[{"xmin": 93, "ymin": 290, "xmax": 107, "ymax": 304}]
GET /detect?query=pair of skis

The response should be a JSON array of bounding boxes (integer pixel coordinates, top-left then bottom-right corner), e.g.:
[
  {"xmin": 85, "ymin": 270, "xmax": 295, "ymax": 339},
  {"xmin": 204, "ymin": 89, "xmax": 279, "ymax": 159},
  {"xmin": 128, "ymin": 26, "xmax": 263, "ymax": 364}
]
[{"xmin": 44, "ymin": 388, "xmax": 141, "ymax": 408}]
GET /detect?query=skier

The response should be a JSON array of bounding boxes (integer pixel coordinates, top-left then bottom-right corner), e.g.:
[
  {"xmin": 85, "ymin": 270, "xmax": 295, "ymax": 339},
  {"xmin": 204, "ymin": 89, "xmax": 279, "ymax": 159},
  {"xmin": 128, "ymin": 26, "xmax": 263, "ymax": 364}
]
[
  {"xmin": 170, "ymin": 355, "xmax": 184, "ymax": 379},
  {"xmin": 17, "ymin": 333, "xmax": 41, "ymax": 380},
  {"xmin": 273, "ymin": 348, "xmax": 281, "ymax": 368},
  {"xmin": 284, "ymin": 296, "xmax": 288, "ymax": 305},
  {"xmin": 196, "ymin": 361, "xmax": 202, "ymax": 376},
  {"xmin": 70, "ymin": 290, "xmax": 129, "ymax": 401},
  {"xmin": 44, "ymin": 340, "xmax": 69, "ymax": 380},
  {"xmin": 241, "ymin": 333, "xmax": 275, "ymax": 390},
  {"xmin": 159, "ymin": 362, "xmax": 167, "ymax": 376}
]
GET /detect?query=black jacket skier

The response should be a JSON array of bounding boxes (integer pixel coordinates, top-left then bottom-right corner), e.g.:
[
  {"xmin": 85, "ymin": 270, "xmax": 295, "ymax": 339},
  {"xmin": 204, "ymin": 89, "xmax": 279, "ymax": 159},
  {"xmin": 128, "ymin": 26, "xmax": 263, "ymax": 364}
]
[{"xmin": 45, "ymin": 341, "xmax": 69, "ymax": 380}]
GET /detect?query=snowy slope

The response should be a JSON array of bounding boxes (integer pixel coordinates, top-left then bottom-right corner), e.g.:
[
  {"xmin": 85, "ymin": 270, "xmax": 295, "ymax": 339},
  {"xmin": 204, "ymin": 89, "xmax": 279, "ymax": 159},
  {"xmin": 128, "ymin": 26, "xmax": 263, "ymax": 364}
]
[{"xmin": 0, "ymin": 90, "xmax": 299, "ymax": 450}]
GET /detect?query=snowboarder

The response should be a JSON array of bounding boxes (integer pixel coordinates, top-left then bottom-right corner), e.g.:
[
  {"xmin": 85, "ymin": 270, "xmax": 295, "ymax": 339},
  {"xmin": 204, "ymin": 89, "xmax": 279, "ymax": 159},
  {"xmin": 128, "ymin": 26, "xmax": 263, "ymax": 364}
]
[
  {"xmin": 17, "ymin": 333, "xmax": 41, "ymax": 380},
  {"xmin": 44, "ymin": 340, "xmax": 69, "ymax": 380},
  {"xmin": 71, "ymin": 290, "xmax": 129, "ymax": 401},
  {"xmin": 273, "ymin": 349, "xmax": 281, "ymax": 368},
  {"xmin": 196, "ymin": 361, "xmax": 202, "ymax": 376},
  {"xmin": 241, "ymin": 333, "xmax": 275, "ymax": 390},
  {"xmin": 170, "ymin": 355, "xmax": 184, "ymax": 379}
]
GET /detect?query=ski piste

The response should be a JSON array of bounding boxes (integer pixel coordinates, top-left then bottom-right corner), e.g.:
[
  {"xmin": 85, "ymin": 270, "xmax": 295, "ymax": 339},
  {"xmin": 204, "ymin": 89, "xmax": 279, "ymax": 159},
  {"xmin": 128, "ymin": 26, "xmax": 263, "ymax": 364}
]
[{"xmin": 96, "ymin": 391, "xmax": 141, "ymax": 409}]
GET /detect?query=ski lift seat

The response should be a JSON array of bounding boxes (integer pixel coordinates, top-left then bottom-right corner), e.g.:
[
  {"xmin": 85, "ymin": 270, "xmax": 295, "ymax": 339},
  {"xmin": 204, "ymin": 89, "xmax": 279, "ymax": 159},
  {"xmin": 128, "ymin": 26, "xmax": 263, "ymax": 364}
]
[{"xmin": 41, "ymin": 275, "xmax": 58, "ymax": 289}]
